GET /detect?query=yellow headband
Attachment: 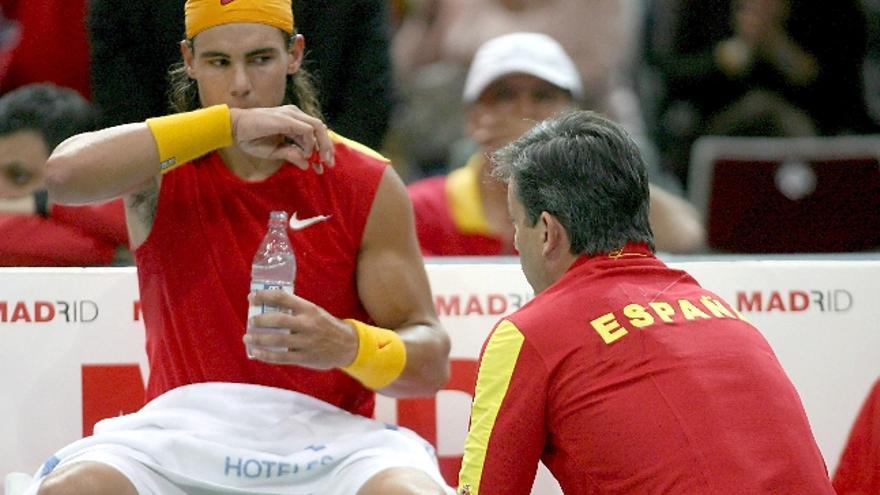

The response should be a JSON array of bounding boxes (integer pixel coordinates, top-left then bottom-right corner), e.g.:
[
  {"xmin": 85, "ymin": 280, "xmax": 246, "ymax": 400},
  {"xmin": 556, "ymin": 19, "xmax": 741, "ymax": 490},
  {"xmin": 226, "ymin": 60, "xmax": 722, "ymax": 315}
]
[{"xmin": 185, "ymin": 0, "xmax": 294, "ymax": 39}]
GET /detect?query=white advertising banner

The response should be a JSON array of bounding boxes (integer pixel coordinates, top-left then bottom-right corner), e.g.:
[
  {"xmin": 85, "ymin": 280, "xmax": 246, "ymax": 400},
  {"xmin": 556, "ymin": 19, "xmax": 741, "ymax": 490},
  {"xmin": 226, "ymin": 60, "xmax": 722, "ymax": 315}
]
[{"xmin": 1, "ymin": 260, "xmax": 878, "ymax": 493}]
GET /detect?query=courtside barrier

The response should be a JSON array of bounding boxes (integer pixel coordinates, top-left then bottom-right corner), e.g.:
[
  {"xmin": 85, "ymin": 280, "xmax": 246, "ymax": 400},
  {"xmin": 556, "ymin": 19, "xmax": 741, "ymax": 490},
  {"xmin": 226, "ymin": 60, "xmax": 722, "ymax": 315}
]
[{"xmin": 2, "ymin": 259, "xmax": 878, "ymax": 493}]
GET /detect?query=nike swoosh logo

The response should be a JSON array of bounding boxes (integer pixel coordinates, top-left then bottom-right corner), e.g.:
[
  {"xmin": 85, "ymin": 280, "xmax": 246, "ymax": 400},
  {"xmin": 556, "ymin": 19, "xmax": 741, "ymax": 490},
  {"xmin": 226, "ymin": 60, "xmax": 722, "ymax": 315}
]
[
  {"xmin": 220, "ymin": 0, "xmax": 235, "ymax": 5},
  {"xmin": 289, "ymin": 212, "xmax": 332, "ymax": 231},
  {"xmin": 377, "ymin": 339, "xmax": 391, "ymax": 350}
]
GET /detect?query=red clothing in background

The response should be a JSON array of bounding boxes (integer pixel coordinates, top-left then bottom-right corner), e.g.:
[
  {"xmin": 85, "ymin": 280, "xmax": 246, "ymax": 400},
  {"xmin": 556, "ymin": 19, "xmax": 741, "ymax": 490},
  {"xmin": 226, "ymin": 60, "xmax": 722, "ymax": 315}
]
[
  {"xmin": 0, "ymin": 0, "xmax": 90, "ymax": 98},
  {"xmin": 51, "ymin": 202, "xmax": 128, "ymax": 247},
  {"xmin": 0, "ymin": 200, "xmax": 127, "ymax": 266},
  {"xmin": 408, "ymin": 154, "xmax": 506, "ymax": 256}
]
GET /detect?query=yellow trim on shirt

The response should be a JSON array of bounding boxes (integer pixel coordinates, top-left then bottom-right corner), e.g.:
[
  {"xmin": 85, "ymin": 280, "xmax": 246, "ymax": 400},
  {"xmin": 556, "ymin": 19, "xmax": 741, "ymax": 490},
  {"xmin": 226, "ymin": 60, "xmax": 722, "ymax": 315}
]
[
  {"xmin": 459, "ymin": 319, "xmax": 525, "ymax": 495},
  {"xmin": 446, "ymin": 154, "xmax": 492, "ymax": 235},
  {"xmin": 329, "ymin": 130, "xmax": 390, "ymax": 163}
]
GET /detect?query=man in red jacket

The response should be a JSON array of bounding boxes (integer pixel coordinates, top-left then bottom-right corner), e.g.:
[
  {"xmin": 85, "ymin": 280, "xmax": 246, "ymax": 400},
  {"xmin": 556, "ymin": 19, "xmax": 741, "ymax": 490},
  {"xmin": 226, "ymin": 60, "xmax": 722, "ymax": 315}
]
[{"xmin": 458, "ymin": 110, "xmax": 834, "ymax": 494}]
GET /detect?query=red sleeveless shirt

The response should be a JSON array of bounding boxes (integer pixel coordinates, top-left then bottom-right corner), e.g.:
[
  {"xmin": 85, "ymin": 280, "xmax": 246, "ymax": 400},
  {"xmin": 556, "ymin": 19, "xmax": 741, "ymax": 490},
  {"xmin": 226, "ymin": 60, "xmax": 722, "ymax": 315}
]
[{"xmin": 135, "ymin": 137, "xmax": 386, "ymax": 417}]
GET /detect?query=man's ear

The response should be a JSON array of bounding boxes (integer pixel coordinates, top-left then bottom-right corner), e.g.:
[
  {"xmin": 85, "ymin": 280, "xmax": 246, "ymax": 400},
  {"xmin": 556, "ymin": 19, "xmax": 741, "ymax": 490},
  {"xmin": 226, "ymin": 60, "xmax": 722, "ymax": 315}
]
[
  {"xmin": 541, "ymin": 211, "xmax": 570, "ymax": 259},
  {"xmin": 287, "ymin": 34, "xmax": 305, "ymax": 75},
  {"xmin": 180, "ymin": 40, "xmax": 195, "ymax": 78}
]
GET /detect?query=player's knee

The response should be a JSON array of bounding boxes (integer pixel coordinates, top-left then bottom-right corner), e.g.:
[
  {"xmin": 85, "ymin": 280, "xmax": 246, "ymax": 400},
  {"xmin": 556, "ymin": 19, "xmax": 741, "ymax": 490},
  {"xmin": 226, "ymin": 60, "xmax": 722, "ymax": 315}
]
[
  {"xmin": 37, "ymin": 462, "xmax": 136, "ymax": 495},
  {"xmin": 358, "ymin": 466, "xmax": 449, "ymax": 495}
]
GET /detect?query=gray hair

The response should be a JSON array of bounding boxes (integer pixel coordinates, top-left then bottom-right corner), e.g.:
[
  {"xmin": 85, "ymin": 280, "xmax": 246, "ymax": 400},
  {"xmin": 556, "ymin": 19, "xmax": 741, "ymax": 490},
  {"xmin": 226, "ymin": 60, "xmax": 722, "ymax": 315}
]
[{"xmin": 492, "ymin": 110, "xmax": 654, "ymax": 255}]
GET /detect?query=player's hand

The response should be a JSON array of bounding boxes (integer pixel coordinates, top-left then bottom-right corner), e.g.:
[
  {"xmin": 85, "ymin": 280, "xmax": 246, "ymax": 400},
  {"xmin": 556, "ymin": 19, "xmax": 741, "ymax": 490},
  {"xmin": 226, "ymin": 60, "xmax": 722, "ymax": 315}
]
[
  {"xmin": 229, "ymin": 105, "xmax": 335, "ymax": 173},
  {"xmin": 244, "ymin": 290, "xmax": 358, "ymax": 369}
]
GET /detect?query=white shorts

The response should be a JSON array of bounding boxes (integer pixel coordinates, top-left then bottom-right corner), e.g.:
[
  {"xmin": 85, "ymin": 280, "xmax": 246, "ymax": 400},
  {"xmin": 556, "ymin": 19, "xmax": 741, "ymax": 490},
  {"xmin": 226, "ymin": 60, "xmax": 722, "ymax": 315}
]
[{"xmin": 25, "ymin": 383, "xmax": 453, "ymax": 495}]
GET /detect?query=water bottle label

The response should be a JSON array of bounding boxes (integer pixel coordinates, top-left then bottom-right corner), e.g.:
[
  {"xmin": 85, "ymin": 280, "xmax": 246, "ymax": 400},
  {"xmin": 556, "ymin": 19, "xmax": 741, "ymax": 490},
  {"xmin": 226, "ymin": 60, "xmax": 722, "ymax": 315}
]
[
  {"xmin": 248, "ymin": 281, "xmax": 293, "ymax": 316},
  {"xmin": 246, "ymin": 281, "xmax": 293, "ymax": 357}
]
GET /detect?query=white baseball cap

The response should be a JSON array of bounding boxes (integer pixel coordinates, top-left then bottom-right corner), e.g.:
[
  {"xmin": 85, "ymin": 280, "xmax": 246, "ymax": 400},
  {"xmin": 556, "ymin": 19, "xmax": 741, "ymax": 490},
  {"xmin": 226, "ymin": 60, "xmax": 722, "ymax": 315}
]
[{"xmin": 463, "ymin": 32, "xmax": 584, "ymax": 104}]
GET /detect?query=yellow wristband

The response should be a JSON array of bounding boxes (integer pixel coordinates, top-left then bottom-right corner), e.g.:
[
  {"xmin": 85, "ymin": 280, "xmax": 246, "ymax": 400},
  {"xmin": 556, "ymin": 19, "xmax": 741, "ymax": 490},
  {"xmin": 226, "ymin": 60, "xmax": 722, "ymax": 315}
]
[
  {"xmin": 341, "ymin": 319, "xmax": 407, "ymax": 390},
  {"xmin": 145, "ymin": 104, "xmax": 233, "ymax": 174}
]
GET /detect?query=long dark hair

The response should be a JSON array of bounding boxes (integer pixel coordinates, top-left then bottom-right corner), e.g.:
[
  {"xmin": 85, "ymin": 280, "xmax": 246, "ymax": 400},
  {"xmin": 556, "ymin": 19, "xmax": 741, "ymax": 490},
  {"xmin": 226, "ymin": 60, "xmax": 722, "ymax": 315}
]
[{"xmin": 166, "ymin": 30, "xmax": 323, "ymax": 119}]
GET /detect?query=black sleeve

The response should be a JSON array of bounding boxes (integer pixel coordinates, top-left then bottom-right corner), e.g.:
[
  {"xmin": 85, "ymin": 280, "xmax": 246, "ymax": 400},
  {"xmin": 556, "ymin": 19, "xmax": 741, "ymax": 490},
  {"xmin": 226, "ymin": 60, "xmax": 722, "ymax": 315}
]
[
  {"xmin": 334, "ymin": 0, "xmax": 395, "ymax": 149},
  {"xmin": 297, "ymin": 0, "xmax": 395, "ymax": 149},
  {"xmin": 87, "ymin": 0, "xmax": 176, "ymax": 128}
]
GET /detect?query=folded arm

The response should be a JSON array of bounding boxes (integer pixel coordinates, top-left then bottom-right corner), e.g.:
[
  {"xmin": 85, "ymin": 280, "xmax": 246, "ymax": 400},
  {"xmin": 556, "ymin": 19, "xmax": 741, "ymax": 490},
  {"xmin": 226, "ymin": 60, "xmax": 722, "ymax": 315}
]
[{"xmin": 46, "ymin": 105, "xmax": 335, "ymax": 205}]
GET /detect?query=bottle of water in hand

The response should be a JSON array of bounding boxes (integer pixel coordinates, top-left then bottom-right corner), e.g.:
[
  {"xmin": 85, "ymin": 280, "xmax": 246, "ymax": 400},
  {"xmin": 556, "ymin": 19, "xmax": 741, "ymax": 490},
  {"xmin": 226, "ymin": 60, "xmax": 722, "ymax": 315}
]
[{"xmin": 247, "ymin": 210, "xmax": 295, "ymax": 357}]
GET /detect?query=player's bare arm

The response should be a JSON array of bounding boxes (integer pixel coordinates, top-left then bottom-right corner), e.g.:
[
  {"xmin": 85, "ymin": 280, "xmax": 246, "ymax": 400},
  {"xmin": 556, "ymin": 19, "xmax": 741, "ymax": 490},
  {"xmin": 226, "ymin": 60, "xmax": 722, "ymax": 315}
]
[
  {"xmin": 354, "ymin": 168, "xmax": 451, "ymax": 397},
  {"xmin": 46, "ymin": 105, "xmax": 333, "ymax": 205}
]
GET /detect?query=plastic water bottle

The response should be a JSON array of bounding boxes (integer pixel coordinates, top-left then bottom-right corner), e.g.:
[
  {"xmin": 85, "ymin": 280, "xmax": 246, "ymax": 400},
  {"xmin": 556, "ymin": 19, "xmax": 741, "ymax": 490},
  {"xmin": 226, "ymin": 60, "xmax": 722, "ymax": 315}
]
[{"xmin": 247, "ymin": 210, "xmax": 295, "ymax": 356}]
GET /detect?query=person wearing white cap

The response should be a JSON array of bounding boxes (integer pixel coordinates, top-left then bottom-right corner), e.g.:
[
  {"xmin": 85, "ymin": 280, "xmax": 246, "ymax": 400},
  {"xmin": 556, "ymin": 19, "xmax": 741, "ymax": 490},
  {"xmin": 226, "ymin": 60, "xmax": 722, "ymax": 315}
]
[{"xmin": 408, "ymin": 32, "xmax": 705, "ymax": 257}]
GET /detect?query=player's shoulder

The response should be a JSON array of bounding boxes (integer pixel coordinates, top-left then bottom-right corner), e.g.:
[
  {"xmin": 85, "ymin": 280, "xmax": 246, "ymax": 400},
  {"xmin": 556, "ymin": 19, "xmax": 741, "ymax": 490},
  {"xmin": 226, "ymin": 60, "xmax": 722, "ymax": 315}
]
[{"xmin": 330, "ymin": 130, "xmax": 390, "ymax": 167}]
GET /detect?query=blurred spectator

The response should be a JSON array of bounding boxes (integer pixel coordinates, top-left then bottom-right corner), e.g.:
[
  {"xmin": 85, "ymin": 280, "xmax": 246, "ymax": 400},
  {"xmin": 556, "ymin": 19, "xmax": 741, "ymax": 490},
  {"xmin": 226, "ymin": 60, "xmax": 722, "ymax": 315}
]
[
  {"xmin": 0, "ymin": 0, "xmax": 90, "ymax": 98},
  {"xmin": 407, "ymin": 33, "xmax": 705, "ymax": 256},
  {"xmin": 833, "ymin": 378, "xmax": 880, "ymax": 494},
  {"xmin": 643, "ymin": 0, "xmax": 874, "ymax": 187},
  {"xmin": 389, "ymin": 0, "xmax": 648, "ymax": 179},
  {"xmin": 88, "ymin": 0, "xmax": 394, "ymax": 149},
  {"xmin": 0, "ymin": 83, "xmax": 128, "ymax": 266}
]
